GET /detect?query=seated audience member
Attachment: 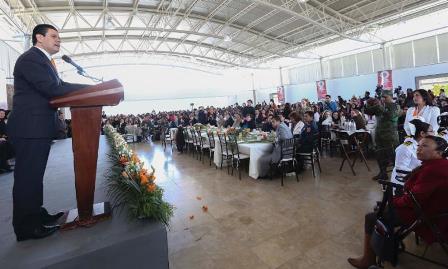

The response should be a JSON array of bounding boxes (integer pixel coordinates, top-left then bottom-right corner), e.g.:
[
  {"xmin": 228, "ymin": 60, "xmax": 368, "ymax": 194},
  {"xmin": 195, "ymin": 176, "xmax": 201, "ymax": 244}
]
[
  {"xmin": 223, "ymin": 112, "xmax": 234, "ymax": 128},
  {"xmin": 331, "ymin": 111, "xmax": 341, "ymax": 127},
  {"xmin": 289, "ymin": 111, "xmax": 304, "ymax": 137},
  {"xmin": 55, "ymin": 111, "xmax": 67, "ymax": 139},
  {"xmin": 351, "ymin": 109, "xmax": 366, "ymax": 130},
  {"xmin": 390, "ymin": 119, "xmax": 433, "ymax": 185},
  {"xmin": 320, "ymin": 110, "xmax": 333, "ymax": 126},
  {"xmin": 262, "ymin": 115, "xmax": 274, "ymax": 132},
  {"xmin": 208, "ymin": 115, "xmax": 217, "ymax": 126},
  {"xmin": 232, "ymin": 113, "xmax": 243, "ymax": 128},
  {"xmin": 258, "ymin": 115, "xmax": 293, "ymax": 177},
  {"xmin": 241, "ymin": 114, "xmax": 256, "ymax": 130},
  {"xmin": 348, "ymin": 136, "xmax": 448, "ymax": 269},
  {"xmin": 298, "ymin": 111, "xmax": 318, "ymax": 153},
  {"xmin": 0, "ymin": 109, "xmax": 14, "ymax": 172}
]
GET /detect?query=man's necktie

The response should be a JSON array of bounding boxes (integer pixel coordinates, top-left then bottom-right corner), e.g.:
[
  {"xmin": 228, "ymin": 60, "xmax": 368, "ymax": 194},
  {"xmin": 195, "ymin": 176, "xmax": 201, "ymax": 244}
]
[{"xmin": 50, "ymin": 58, "xmax": 57, "ymax": 71}]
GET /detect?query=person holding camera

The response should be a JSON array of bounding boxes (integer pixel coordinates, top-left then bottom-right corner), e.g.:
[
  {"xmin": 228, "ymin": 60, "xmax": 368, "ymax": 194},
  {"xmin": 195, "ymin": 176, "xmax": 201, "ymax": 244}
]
[{"xmin": 365, "ymin": 90, "xmax": 401, "ymax": 181}]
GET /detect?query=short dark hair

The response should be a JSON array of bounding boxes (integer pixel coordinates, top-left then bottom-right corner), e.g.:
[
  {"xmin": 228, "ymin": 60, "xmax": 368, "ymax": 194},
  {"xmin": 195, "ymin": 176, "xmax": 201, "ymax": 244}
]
[
  {"xmin": 425, "ymin": 135, "xmax": 448, "ymax": 158},
  {"xmin": 304, "ymin": 111, "xmax": 314, "ymax": 118},
  {"xmin": 32, "ymin": 24, "xmax": 58, "ymax": 45},
  {"xmin": 325, "ymin": 95, "xmax": 331, "ymax": 98},
  {"xmin": 272, "ymin": 115, "xmax": 281, "ymax": 122},
  {"xmin": 409, "ymin": 119, "xmax": 430, "ymax": 139}
]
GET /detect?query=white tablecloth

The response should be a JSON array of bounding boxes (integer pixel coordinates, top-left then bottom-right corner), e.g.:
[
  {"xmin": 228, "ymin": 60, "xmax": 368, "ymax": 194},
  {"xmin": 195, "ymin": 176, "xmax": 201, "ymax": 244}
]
[{"xmin": 213, "ymin": 140, "xmax": 273, "ymax": 179}]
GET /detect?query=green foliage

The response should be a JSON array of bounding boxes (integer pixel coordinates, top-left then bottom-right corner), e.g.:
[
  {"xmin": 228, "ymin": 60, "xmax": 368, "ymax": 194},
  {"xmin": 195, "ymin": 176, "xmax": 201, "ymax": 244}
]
[{"xmin": 104, "ymin": 125, "xmax": 174, "ymax": 226}]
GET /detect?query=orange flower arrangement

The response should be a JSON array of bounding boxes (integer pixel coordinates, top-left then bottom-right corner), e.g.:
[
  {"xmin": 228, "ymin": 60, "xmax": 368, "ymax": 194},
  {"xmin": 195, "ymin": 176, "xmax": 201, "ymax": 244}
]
[
  {"xmin": 140, "ymin": 173, "xmax": 149, "ymax": 185},
  {"xmin": 147, "ymin": 183, "xmax": 156, "ymax": 192}
]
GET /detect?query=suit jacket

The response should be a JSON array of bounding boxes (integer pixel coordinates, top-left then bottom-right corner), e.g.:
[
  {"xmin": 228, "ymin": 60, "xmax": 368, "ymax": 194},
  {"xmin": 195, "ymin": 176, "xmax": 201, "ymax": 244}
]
[
  {"xmin": 7, "ymin": 47, "xmax": 87, "ymax": 139},
  {"xmin": 271, "ymin": 122, "xmax": 293, "ymax": 162}
]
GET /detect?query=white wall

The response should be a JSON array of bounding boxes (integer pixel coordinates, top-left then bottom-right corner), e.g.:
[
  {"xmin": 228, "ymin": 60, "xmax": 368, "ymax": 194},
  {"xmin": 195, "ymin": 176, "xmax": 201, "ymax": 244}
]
[{"xmin": 285, "ymin": 62, "xmax": 448, "ymax": 103}]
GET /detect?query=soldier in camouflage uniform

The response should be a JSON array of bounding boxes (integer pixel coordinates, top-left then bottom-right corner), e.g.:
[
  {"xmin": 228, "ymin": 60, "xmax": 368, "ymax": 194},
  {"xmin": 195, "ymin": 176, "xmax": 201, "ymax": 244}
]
[{"xmin": 364, "ymin": 90, "xmax": 401, "ymax": 180}]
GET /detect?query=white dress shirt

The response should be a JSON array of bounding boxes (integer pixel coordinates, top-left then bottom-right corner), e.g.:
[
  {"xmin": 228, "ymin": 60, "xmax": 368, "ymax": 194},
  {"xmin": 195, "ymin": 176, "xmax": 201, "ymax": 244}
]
[
  {"xmin": 35, "ymin": 46, "xmax": 52, "ymax": 61},
  {"xmin": 404, "ymin": 105, "xmax": 440, "ymax": 135}
]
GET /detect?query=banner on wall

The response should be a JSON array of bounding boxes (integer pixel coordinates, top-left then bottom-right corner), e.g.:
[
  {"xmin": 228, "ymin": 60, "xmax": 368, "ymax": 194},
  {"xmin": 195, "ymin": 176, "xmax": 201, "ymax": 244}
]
[
  {"xmin": 377, "ymin": 70, "xmax": 393, "ymax": 90},
  {"xmin": 277, "ymin": 86, "xmax": 285, "ymax": 104},
  {"xmin": 316, "ymin": 80, "xmax": 327, "ymax": 100}
]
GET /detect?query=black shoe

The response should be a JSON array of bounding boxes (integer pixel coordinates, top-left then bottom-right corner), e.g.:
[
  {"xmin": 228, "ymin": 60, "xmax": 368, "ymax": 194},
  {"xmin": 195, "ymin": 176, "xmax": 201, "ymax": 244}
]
[
  {"xmin": 16, "ymin": 224, "xmax": 60, "ymax": 242},
  {"xmin": 372, "ymin": 174, "xmax": 386, "ymax": 181},
  {"xmin": 40, "ymin": 207, "xmax": 64, "ymax": 225}
]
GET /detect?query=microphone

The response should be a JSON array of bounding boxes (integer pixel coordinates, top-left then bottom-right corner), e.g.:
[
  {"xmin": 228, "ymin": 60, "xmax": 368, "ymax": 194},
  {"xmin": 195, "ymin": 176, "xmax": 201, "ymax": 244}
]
[{"xmin": 61, "ymin": 55, "xmax": 84, "ymax": 73}]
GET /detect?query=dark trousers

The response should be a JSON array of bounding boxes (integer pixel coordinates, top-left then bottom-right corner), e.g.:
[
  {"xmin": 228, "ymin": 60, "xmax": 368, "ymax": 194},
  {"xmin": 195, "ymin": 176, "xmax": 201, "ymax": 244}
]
[
  {"xmin": 10, "ymin": 138, "xmax": 52, "ymax": 230},
  {"xmin": 0, "ymin": 141, "xmax": 14, "ymax": 168},
  {"xmin": 365, "ymin": 211, "xmax": 402, "ymax": 235}
]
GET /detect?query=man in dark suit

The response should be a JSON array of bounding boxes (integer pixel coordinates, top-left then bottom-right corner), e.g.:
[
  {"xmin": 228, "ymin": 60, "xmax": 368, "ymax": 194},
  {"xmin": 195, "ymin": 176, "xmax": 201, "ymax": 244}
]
[{"xmin": 7, "ymin": 24, "xmax": 87, "ymax": 241}]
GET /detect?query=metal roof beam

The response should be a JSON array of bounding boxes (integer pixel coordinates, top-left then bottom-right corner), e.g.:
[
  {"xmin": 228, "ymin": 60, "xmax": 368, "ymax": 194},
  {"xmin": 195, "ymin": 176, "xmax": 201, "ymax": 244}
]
[
  {"xmin": 13, "ymin": 5, "xmax": 295, "ymax": 46},
  {"xmin": 61, "ymin": 34, "xmax": 255, "ymax": 59}
]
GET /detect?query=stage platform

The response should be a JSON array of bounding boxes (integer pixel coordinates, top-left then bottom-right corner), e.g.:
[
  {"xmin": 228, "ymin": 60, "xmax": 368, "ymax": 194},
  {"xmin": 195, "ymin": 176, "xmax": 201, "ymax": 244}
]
[{"xmin": 0, "ymin": 136, "xmax": 169, "ymax": 269}]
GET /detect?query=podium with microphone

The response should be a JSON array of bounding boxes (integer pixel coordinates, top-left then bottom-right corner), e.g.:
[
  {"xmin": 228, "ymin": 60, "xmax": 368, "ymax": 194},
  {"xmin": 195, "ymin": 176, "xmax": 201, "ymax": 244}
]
[{"xmin": 51, "ymin": 56, "xmax": 124, "ymax": 229}]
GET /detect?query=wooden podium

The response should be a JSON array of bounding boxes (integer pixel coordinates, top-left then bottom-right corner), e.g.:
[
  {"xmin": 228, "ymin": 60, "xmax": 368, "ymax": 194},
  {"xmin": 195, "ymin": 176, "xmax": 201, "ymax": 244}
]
[{"xmin": 50, "ymin": 79, "xmax": 124, "ymax": 229}]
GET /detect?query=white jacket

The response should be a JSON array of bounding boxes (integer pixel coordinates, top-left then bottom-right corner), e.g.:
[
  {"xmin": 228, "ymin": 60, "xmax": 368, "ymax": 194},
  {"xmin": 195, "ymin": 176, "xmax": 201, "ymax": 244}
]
[
  {"xmin": 390, "ymin": 137, "xmax": 420, "ymax": 185},
  {"xmin": 404, "ymin": 106, "xmax": 440, "ymax": 135}
]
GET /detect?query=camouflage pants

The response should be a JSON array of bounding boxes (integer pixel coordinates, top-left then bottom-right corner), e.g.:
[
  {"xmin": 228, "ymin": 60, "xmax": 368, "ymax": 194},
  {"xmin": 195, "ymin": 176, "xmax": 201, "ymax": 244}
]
[{"xmin": 374, "ymin": 133, "xmax": 399, "ymax": 178}]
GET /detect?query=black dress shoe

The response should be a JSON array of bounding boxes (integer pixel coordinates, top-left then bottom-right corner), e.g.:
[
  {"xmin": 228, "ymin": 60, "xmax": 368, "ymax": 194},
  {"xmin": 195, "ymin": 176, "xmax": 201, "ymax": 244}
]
[
  {"xmin": 16, "ymin": 225, "xmax": 60, "ymax": 242},
  {"xmin": 41, "ymin": 209, "xmax": 64, "ymax": 225},
  {"xmin": 40, "ymin": 207, "xmax": 64, "ymax": 225}
]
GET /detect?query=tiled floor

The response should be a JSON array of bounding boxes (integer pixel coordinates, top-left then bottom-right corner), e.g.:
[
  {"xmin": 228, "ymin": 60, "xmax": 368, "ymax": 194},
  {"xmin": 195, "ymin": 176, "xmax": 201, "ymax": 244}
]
[{"xmin": 129, "ymin": 141, "xmax": 447, "ymax": 269}]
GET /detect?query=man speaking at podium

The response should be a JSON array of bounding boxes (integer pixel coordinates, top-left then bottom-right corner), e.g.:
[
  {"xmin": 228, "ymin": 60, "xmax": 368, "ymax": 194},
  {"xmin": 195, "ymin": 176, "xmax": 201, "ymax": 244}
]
[{"xmin": 7, "ymin": 24, "xmax": 87, "ymax": 241}]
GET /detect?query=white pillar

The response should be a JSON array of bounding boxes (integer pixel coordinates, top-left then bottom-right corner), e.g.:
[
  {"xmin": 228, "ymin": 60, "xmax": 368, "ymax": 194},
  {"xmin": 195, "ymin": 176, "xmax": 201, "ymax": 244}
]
[
  {"xmin": 23, "ymin": 34, "xmax": 31, "ymax": 50},
  {"xmin": 381, "ymin": 43, "xmax": 387, "ymax": 70},
  {"xmin": 251, "ymin": 72, "xmax": 256, "ymax": 104}
]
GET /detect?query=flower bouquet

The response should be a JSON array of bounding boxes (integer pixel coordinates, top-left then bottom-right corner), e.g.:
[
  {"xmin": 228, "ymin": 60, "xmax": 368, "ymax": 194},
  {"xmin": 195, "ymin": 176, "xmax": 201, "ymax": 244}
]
[{"xmin": 104, "ymin": 125, "xmax": 173, "ymax": 225}]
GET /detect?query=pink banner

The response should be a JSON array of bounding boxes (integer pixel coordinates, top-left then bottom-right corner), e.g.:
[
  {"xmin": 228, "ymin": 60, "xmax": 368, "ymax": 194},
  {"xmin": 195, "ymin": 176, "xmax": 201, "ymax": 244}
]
[
  {"xmin": 316, "ymin": 80, "xmax": 327, "ymax": 99},
  {"xmin": 377, "ymin": 70, "xmax": 393, "ymax": 90},
  {"xmin": 277, "ymin": 86, "xmax": 285, "ymax": 104}
]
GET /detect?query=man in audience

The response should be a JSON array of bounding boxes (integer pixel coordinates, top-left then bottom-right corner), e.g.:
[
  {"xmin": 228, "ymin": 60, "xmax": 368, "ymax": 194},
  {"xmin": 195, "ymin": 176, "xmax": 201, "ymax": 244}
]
[
  {"xmin": 323, "ymin": 95, "xmax": 338, "ymax": 112},
  {"xmin": 258, "ymin": 115, "xmax": 293, "ymax": 178},
  {"xmin": 241, "ymin": 114, "xmax": 256, "ymax": 130},
  {"xmin": 242, "ymin": 99, "xmax": 255, "ymax": 118}
]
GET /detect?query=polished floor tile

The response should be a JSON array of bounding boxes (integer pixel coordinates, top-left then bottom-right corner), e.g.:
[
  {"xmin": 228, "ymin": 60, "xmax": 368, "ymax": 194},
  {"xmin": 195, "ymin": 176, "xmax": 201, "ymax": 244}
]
[{"xmin": 131, "ymin": 142, "xmax": 447, "ymax": 269}]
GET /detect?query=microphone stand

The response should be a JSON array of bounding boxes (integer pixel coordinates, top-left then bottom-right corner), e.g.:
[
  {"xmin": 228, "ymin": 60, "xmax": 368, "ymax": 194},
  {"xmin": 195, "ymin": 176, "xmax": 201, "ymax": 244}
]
[{"xmin": 77, "ymin": 69, "xmax": 103, "ymax": 83}]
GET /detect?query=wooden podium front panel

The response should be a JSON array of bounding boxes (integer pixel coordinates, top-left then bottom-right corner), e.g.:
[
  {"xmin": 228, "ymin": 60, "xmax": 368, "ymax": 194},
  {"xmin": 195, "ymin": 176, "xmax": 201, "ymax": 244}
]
[{"xmin": 70, "ymin": 106, "xmax": 102, "ymax": 220}]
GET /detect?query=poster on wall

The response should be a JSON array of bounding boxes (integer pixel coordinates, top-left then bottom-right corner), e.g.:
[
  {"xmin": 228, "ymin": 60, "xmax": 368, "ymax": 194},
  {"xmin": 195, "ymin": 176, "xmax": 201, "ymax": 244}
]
[
  {"xmin": 277, "ymin": 86, "xmax": 285, "ymax": 104},
  {"xmin": 377, "ymin": 70, "xmax": 393, "ymax": 90},
  {"xmin": 316, "ymin": 80, "xmax": 327, "ymax": 100}
]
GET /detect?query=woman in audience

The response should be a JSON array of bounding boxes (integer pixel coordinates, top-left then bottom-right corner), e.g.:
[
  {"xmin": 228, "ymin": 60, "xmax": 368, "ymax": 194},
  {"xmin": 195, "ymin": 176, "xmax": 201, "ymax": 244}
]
[
  {"xmin": 350, "ymin": 109, "xmax": 366, "ymax": 130},
  {"xmin": 320, "ymin": 110, "xmax": 333, "ymax": 126},
  {"xmin": 348, "ymin": 136, "xmax": 448, "ymax": 269},
  {"xmin": 390, "ymin": 119, "xmax": 433, "ymax": 185},
  {"xmin": 289, "ymin": 111, "xmax": 304, "ymax": 137},
  {"xmin": 331, "ymin": 111, "xmax": 341, "ymax": 127},
  {"xmin": 404, "ymin": 89, "xmax": 440, "ymax": 135},
  {"xmin": 232, "ymin": 113, "xmax": 243, "ymax": 128}
]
